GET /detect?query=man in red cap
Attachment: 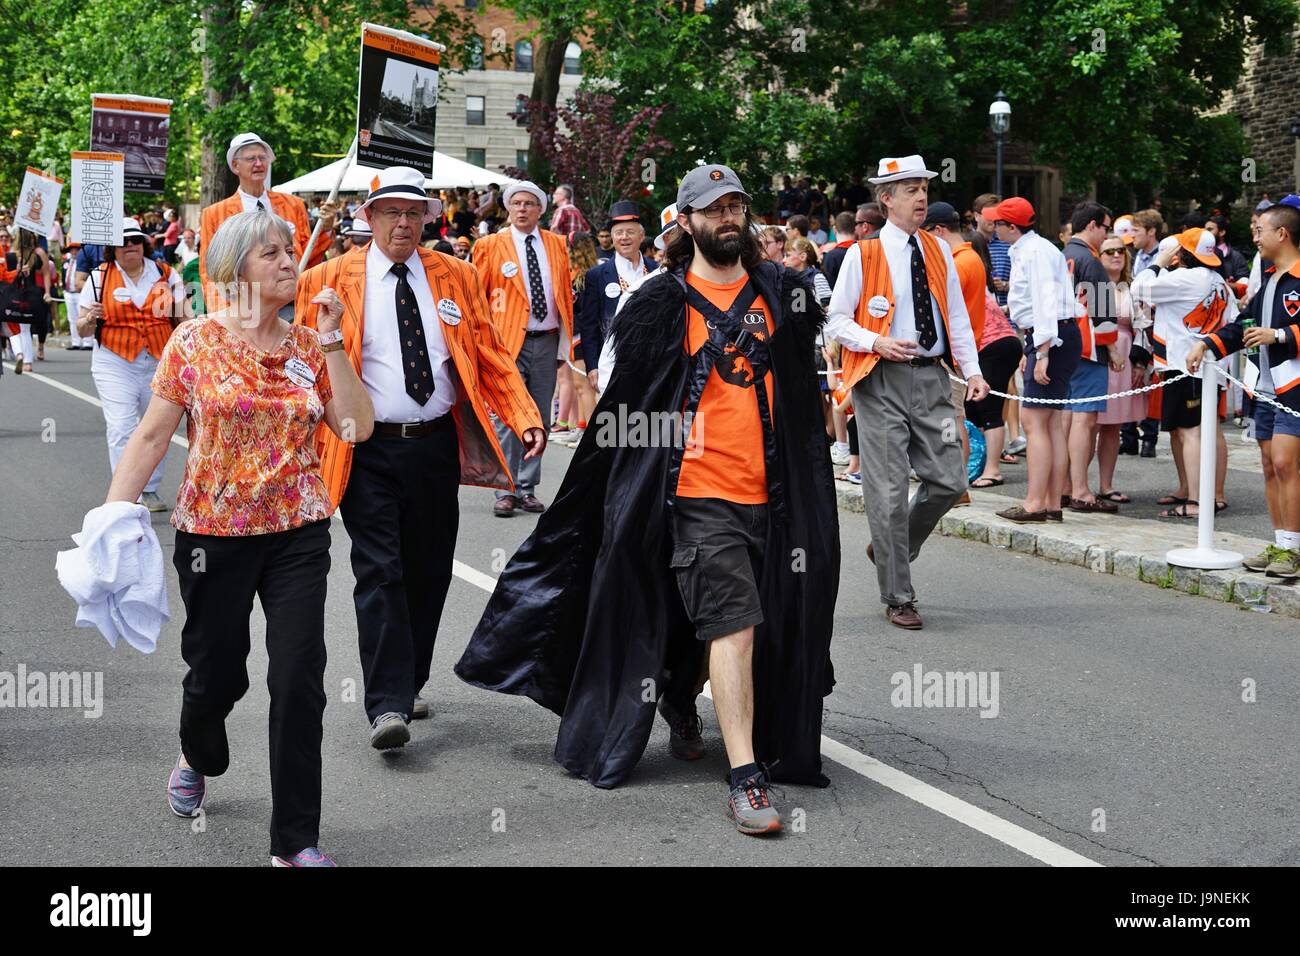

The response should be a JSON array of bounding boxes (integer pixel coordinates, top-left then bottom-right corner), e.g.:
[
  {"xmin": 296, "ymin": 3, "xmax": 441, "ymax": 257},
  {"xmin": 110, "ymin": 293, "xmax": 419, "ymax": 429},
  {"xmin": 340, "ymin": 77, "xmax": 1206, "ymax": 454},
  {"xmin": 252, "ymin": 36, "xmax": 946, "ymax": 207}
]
[{"xmin": 988, "ymin": 197, "xmax": 1081, "ymax": 524}]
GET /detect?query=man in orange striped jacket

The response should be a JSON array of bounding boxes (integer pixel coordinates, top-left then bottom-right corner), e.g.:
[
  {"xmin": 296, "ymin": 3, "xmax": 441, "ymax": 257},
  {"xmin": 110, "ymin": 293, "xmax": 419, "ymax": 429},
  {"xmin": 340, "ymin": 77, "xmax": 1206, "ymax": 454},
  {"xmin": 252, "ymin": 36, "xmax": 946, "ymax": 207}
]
[
  {"xmin": 296, "ymin": 167, "xmax": 544, "ymax": 751},
  {"xmin": 470, "ymin": 180, "xmax": 573, "ymax": 517},
  {"xmin": 201, "ymin": 133, "xmax": 335, "ymax": 306},
  {"xmin": 825, "ymin": 156, "xmax": 987, "ymax": 631}
]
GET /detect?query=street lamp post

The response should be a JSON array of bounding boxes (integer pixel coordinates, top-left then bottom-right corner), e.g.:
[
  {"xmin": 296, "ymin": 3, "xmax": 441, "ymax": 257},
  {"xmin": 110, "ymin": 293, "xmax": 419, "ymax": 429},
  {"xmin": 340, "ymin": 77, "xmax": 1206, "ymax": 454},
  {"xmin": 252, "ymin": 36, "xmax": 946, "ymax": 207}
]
[{"xmin": 990, "ymin": 92, "xmax": 1011, "ymax": 199}]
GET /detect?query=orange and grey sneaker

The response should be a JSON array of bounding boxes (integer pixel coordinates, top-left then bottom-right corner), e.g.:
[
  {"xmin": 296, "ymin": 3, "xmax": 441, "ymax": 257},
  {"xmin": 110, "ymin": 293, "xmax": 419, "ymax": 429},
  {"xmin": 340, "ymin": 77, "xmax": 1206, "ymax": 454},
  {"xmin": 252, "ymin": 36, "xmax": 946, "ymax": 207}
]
[{"xmin": 727, "ymin": 768, "xmax": 782, "ymax": 836}]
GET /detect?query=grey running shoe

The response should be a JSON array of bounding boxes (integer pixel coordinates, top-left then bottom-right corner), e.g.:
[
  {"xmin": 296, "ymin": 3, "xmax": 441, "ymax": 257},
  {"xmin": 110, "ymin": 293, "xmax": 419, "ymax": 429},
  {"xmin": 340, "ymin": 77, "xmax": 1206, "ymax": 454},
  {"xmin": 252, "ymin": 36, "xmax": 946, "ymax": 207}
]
[
  {"xmin": 727, "ymin": 770, "xmax": 782, "ymax": 836},
  {"xmin": 139, "ymin": 491, "xmax": 169, "ymax": 513},
  {"xmin": 1264, "ymin": 548, "xmax": 1300, "ymax": 581},
  {"xmin": 657, "ymin": 696, "xmax": 705, "ymax": 760},
  {"xmin": 369, "ymin": 712, "xmax": 410, "ymax": 750},
  {"xmin": 1243, "ymin": 546, "xmax": 1280, "ymax": 573},
  {"xmin": 411, "ymin": 695, "xmax": 431, "ymax": 720}
]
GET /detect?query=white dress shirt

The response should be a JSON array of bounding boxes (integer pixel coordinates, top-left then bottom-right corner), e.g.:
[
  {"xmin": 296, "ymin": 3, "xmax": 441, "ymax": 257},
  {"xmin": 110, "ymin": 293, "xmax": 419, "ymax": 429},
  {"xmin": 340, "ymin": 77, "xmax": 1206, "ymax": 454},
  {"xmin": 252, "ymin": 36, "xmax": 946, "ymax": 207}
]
[
  {"xmin": 361, "ymin": 243, "xmax": 454, "ymax": 421},
  {"xmin": 597, "ymin": 266, "xmax": 665, "ymax": 393},
  {"xmin": 614, "ymin": 251, "xmax": 648, "ymax": 290},
  {"xmin": 510, "ymin": 225, "xmax": 557, "ymax": 331},
  {"xmin": 825, "ymin": 219, "xmax": 982, "ymax": 378},
  {"xmin": 1006, "ymin": 230, "xmax": 1075, "ymax": 350}
]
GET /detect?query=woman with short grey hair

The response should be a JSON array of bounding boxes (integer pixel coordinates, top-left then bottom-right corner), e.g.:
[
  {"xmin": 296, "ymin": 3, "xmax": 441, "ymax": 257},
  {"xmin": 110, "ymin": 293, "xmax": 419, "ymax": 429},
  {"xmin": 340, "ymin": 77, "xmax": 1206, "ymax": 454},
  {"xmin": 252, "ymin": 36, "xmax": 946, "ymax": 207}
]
[{"xmin": 104, "ymin": 208, "xmax": 373, "ymax": 866}]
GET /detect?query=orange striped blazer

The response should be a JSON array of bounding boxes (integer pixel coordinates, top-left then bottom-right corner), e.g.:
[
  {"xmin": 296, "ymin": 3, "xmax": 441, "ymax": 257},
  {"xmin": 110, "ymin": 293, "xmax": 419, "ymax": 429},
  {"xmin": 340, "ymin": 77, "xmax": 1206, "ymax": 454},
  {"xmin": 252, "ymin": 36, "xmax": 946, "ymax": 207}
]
[
  {"xmin": 200, "ymin": 190, "xmax": 331, "ymax": 296},
  {"xmin": 470, "ymin": 227, "xmax": 574, "ymax": 360},
  {"xmin": 295, "ymin": 245, "xmax": 543, "ymax": 506}
]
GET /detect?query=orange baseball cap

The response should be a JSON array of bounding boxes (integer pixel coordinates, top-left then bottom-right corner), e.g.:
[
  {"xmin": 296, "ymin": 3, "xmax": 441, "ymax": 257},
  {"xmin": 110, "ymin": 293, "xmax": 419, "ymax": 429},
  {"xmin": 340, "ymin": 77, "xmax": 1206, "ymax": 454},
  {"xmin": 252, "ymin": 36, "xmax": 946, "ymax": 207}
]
[
  {"xmin": 981, "ymin": 197, "xmax": 1035, "ymax": 228},
  {"xmin": 1176, "ymin": 227, "xmax": 1221, "ymax": 267}
]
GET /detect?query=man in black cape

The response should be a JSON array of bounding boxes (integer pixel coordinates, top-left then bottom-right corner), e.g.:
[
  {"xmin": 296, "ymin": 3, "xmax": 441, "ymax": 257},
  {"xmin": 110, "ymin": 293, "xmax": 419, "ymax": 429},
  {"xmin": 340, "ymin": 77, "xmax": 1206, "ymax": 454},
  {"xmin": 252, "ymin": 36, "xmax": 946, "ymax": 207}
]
[{"xmin": 456, "ymin": 164, "xmax": 839, "ymax": 834}]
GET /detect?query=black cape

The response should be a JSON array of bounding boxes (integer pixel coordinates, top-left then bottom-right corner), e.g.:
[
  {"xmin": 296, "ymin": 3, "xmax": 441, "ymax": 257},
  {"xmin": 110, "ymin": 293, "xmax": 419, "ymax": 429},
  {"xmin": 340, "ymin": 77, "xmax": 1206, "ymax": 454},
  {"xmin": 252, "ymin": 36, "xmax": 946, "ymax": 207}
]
[{"xmin": 455, "ymin": 259, "xmax": 839, "ymax": 788}]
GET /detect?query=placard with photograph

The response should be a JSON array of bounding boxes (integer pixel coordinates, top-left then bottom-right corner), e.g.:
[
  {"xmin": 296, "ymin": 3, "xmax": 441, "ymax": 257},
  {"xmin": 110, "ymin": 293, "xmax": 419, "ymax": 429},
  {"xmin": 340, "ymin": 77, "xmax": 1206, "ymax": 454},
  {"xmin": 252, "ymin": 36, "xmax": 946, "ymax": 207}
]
[
  {"xmin": 356, "ymin": 23, "xmax": 445, "ymax": 177},
  {"xmin": 90, "ymin": 94, "xmax": 171, "ymax": 193}
]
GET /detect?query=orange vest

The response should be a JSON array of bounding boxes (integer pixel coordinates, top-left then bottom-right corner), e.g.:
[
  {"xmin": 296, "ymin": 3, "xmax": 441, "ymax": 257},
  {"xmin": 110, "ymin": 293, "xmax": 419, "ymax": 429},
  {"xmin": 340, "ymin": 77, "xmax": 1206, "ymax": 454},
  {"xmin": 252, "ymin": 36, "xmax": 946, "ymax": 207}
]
[
  {"xmin": 470, "ymin": 228, "xmax": 574, "ymax": 360},
  {"xmin": 200, "ymin": 190, "xmax": 331, "ymax": 308},
  {"xmin": 840, "ymin": 230, "xmax": 951, "ymax": 391},
  {"xmin": 295, "ymin": 246, "xmax": 543, "ymax": 507},
  {"xmin": 93, "ymin": 261, "xmax": 176, "ymax": 360}
]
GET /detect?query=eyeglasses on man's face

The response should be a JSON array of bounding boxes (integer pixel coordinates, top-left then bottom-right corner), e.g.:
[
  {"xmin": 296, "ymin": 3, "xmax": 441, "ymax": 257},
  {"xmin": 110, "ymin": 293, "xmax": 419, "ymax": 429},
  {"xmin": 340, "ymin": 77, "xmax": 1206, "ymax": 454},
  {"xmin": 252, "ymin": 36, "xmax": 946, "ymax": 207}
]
[
  {"xmin": 696, "ymin": 202, "xmax": 748, "ymax": 220},
  {"xmin": 373, "ymin": 207, "xmax": 425, "ymax": 223}
]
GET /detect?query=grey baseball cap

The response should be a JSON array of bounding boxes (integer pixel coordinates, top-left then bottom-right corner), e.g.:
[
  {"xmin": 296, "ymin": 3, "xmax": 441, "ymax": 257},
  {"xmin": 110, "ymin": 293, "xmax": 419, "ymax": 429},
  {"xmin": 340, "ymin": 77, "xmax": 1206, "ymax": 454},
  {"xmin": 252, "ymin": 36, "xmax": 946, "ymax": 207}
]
[{"xmin": 677, "ymin": 164, "xmax": 751, "ymax": 212}]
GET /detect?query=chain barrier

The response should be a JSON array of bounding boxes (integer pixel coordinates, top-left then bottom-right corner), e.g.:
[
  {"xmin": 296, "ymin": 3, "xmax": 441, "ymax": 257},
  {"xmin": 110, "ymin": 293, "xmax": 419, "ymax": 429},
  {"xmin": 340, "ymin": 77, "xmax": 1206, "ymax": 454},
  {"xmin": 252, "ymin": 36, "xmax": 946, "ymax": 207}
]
[{"xmin": 1215, "ymin": 365, "xmax": 1300, "ymax": 420}]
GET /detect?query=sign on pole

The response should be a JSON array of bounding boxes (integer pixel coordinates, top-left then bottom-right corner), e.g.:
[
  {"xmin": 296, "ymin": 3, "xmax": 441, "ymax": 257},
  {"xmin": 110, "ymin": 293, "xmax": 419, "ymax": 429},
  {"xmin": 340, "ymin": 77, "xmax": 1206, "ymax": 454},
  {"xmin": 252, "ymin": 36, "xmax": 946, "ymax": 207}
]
[
  {"xmin": 13, "ymin": 166, "xmax": 64, "ymax": 238},
  {"xmin": 71, "ymin": 151, "xmax": 125, "ymax": 247},
  {"xmin": 356, "ymin": 23, "xmax": 444, "ymax": 177},
  {"xmin": 90, "ymin": 93, "xmax": 171, "ymax": 194}
]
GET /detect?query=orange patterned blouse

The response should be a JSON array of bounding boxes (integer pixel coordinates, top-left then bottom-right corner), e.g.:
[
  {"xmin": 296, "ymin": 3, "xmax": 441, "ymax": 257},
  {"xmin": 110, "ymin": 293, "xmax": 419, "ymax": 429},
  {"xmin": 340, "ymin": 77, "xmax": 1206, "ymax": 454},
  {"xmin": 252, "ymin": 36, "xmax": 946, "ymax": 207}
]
[{"xmin": 151, "ymin": 317, "xmax": 335, "ymax": 536}]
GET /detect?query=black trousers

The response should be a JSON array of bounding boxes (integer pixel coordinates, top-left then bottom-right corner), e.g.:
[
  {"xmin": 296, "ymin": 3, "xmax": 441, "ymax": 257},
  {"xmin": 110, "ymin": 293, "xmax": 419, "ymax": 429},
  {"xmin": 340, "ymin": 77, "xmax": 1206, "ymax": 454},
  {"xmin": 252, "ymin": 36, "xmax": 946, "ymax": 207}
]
[
  {"xmin": 341, "ymin": 417, "xmax": 460, "ymax": 724},
  {"xmin": 173, "ymin": 518, "xmax": 331, "ymax": 859}
]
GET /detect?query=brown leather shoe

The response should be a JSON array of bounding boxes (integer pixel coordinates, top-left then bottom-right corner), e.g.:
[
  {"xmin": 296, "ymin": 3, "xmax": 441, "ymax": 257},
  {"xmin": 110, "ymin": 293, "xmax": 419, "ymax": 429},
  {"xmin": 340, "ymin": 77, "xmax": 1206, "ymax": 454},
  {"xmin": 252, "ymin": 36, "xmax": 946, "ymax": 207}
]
[
  {"xmin": 518, "ymin": 495, "xmax": 546, "ymax": 513},
  {"xmin": 493, "ymin": 496, "xmax": 518, "ymax": 517},
  {"xmin": 886, "ymin": 602, "xmax": 923, "ymax": 630}
]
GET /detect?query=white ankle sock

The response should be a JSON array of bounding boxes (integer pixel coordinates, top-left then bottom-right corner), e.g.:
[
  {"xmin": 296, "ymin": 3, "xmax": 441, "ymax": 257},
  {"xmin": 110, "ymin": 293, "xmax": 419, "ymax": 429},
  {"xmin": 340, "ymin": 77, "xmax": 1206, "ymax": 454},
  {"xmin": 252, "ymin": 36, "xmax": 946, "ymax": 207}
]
[
  {"xmin": 1275, "ymin": 529, "xmax": 1287, "ymax": 547},
  {"xmin": 1279, "ymin": 531, "xmax": 1300, "ymax": 551}
]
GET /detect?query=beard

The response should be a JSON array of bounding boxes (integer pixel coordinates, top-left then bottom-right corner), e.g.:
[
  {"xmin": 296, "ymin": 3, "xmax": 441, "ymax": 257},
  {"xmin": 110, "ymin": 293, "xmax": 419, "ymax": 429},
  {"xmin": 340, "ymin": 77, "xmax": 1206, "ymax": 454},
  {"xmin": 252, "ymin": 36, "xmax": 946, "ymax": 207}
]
[{"xmin": 693, "ymin": 220, "xmax": 744, "ymax": 267}]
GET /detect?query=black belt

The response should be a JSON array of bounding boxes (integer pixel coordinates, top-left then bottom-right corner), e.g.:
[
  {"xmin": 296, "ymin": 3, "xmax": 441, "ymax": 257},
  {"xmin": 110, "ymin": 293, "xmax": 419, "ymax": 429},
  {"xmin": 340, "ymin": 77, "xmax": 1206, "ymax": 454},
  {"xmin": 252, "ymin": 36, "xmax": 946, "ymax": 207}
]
[
  {"xmin": 906, "ymin": 356, "xmax": 938, "ymax": 367},
  {"xmin": 524, "ymin": 328, "xmax": 559, "ymax": 338},
  {"xmin": 373, "ymin": 416, "xmax": 453, "ymax": 439}
]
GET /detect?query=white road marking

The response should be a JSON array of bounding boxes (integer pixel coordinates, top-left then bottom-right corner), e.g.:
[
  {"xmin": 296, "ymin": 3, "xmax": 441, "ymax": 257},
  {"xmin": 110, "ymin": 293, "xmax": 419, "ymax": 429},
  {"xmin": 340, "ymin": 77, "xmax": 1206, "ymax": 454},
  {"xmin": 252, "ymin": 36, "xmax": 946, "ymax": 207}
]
[{"xmin": 30, "ymin": 370, "xmax": 1103, "ymax": 867}]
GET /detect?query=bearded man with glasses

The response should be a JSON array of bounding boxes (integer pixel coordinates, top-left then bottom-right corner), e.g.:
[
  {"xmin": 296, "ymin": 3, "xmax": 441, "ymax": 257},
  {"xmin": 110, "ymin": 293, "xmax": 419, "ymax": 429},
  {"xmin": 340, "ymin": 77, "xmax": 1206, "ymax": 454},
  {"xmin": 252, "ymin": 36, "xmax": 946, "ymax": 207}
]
[{"xmin": 459, "ymin": 164, "xmax": 839, "ymax": 836}]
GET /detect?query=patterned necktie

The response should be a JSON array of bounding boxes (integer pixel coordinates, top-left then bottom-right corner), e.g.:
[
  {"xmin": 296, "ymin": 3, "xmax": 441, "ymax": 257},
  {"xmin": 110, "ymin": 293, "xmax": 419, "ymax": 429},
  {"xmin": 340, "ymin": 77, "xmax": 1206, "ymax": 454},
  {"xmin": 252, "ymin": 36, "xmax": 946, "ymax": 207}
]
[
  {"xmin": 390, "ymin": 262, "xmax": 434, "ymax": 406},
  {"xmin": 256, "ymin": 199, "xmax": 266, "ymax": 213},
  {"xmin": 909, "ymin": 235, "xmax": 938, "ymax": 351},
  {"xmin": 524, "ymin": 234, "xmax": 548, "ymax": 325}
]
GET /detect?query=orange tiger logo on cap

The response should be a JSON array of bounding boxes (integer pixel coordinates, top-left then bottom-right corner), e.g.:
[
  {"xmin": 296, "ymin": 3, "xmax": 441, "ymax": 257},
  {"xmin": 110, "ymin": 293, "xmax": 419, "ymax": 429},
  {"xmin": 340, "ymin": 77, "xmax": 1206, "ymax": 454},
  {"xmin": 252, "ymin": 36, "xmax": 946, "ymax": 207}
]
[{"xmin": 709, "ymin": 170, "xmax": 723, "ymax": 181}]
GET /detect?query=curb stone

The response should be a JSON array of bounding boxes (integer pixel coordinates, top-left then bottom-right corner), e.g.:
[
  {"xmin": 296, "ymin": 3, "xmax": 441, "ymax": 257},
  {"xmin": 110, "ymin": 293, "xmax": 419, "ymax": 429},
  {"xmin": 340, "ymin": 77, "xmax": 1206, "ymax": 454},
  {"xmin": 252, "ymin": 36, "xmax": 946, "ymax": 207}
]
[{"xmin": 834, "ymin": 483, "xmax": 1300, "ymax": 619}]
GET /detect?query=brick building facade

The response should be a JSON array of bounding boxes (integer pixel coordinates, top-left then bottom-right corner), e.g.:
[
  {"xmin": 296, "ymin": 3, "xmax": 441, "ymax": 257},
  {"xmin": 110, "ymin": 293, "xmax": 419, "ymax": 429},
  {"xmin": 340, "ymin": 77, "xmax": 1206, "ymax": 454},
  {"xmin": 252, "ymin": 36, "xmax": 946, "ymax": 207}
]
[{"xmin": 1219, "ymin": 25, "xmax": 1300, "ymax": 205}]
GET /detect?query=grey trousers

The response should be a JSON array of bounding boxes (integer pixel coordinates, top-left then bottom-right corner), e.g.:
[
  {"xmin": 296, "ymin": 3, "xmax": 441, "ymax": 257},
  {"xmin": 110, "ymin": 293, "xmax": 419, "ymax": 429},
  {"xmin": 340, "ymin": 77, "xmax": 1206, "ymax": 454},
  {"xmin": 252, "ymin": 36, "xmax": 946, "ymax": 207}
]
[
  {"xmin": 494, "ymin": 330, "xmax": 558, "ymax": 499},
  {"xmin": 853, "ymin": 360, "xmax": 966, "ymax": 606}
]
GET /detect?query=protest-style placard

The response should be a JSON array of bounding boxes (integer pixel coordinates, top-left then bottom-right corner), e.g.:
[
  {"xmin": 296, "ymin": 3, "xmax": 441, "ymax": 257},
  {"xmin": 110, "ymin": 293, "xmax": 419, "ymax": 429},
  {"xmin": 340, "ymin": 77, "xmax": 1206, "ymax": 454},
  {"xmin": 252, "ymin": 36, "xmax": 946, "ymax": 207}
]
[
  {"xmin": 355, "ymin": 23, "xmax": 444, "ymax": 177},
  {"xmin": 71, "ymin": 151, "xmax": 125, "ymax": 247},
  {"xmin": 13, "ymin": 166, "xmax": 64, "ymax": 238},
  {"xmin": 90, "ymin": 94, "xmax": 171, "ymax": 193}
]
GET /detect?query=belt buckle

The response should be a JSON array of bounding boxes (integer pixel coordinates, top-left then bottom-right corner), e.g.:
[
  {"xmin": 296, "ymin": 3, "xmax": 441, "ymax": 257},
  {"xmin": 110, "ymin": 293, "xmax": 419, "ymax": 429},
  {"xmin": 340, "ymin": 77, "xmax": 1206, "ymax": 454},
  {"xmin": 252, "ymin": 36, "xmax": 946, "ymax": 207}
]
[{"xmin": 400, "ymin": 422, "xmax": 419, "ymax": 439}]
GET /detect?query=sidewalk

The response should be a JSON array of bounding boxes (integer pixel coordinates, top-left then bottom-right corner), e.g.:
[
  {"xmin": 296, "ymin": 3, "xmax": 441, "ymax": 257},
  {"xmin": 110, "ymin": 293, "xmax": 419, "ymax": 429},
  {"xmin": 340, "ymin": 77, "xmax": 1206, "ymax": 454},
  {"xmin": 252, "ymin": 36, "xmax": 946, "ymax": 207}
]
[{"xmin": 835, "ymin": 481, "xmax": 1300, "ymax": 619}]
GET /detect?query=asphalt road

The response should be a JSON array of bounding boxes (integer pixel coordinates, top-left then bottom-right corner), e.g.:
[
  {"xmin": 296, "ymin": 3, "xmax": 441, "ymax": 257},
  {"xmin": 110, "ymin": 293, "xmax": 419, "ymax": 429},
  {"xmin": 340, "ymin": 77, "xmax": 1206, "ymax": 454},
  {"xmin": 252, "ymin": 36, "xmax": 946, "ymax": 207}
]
[{"xmin": 1, "ymin": 347, "xmax": 1296, "ymax": 866}]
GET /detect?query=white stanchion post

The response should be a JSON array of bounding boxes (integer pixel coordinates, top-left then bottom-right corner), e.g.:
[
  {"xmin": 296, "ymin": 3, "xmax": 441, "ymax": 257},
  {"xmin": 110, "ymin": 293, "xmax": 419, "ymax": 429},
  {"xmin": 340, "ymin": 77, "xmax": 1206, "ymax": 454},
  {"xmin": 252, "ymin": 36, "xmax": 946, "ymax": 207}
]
[{"xmin": 1167, "ymin": 362, "xmax": 1242, "ymax": 569}]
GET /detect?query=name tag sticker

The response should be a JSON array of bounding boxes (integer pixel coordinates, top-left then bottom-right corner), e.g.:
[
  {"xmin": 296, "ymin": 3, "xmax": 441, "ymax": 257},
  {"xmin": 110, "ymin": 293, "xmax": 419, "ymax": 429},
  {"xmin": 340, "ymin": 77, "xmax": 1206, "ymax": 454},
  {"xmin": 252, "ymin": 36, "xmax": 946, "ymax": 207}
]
[
  {"xmin": 604, "ymin": 281, "xmax": 622, "ymax": 299},
  {"xmin": 867, "ymin": 295, "xmax": 891, "ymax": 319},
  {"xmin": 501, "ymin": 261, "xmax": 519, "ymax": 278},
  {"xmin": 437, "ymin": 298, "xmax": 462, "ymax": 325},
  {"xmin": 284, "ymin": 357, "xmax": 316, "ymax": 389},
  {"xmin": 112, "ymin": 287, "xmax": 132, "ymax": 303}
]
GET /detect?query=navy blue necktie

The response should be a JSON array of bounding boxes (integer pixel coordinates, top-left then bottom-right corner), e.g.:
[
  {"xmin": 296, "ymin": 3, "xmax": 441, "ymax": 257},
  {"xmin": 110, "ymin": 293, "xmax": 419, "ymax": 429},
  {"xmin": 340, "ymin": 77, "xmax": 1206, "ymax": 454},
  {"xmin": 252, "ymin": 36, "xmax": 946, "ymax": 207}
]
[
  {"xmin": 909, "ymin": 235, "xmax": 938, "ymax": 351},
  {"xmin": 390, "ymin": 262, "xmax": 434, "ymax": 405}
]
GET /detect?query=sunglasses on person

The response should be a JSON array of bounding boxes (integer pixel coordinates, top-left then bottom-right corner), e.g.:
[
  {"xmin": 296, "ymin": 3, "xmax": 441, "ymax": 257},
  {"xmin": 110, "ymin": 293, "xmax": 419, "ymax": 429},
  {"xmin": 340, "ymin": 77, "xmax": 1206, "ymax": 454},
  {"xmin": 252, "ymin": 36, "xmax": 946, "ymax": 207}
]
[
  {"xmin": 1100, "ymin": 246, "xmax": 1126, "ymax": 256},
  {"xmin": 125, "ymin": 237, "xmax": 147, "ymax": 246}
]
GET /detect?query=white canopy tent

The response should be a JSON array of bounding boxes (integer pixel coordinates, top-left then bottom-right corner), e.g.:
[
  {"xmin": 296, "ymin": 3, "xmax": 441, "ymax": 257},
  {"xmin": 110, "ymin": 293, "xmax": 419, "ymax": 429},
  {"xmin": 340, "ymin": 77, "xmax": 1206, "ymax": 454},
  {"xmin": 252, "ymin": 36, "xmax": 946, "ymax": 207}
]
[{"xmin": 274, "ymin": 152, "xmax": 518, "ymax": 195}]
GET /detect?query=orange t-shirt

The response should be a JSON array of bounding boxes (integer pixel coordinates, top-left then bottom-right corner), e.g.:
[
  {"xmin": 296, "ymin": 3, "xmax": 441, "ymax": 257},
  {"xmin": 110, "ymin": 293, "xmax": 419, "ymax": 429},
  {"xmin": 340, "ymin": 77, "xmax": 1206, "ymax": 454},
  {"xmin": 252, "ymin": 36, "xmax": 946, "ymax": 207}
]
[{"xmin": 676, "ymin": 273, "xmax": 775, "ymax": 505}]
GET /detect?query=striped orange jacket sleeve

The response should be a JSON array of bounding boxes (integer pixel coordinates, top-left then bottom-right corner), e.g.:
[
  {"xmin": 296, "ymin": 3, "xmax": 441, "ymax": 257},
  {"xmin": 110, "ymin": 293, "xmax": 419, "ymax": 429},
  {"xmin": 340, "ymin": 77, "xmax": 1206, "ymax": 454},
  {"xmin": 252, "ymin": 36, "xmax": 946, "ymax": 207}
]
[{"xmin": 459, "ymin": 259, "xmax": 543, "ymax": 436}]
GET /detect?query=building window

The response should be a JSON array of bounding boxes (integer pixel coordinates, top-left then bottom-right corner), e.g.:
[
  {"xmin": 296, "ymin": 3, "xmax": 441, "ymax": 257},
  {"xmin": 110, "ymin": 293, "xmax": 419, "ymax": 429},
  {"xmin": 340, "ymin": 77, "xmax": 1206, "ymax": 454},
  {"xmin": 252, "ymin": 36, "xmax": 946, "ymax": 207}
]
[
  {"xmin": 466, "ymin": 35, "xmax": 484, "ymax": 70},
  {"xmin": 466, "ymin": 95, "xmax": 485, "ymax": 126},
  {"xmin": 563, "ymin": 41, "xmax": 581, "ymax": 75},
  {"xmin": 467, "ymin": 148, "xmax": 486, "ymax": 168},
  {"xmin": 514, "ymin": 39, "xmax": 533, "ymax": 72},
  {"xmin": 514, "ymin": 94, "xmax": 529, "ymax": 128},
  {"xmin": 516, "ymin": 150, "xmax": 529, "ymax": 171}
]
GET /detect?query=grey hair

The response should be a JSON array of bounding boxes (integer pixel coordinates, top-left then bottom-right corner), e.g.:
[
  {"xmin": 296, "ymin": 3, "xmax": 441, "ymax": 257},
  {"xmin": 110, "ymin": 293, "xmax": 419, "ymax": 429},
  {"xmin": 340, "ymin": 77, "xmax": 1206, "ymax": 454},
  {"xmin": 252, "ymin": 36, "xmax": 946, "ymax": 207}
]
[
  {"xmin": 557, "ymin": 183, "xmax": 574, "ymax": 201},
  {"xmin": 205, "ymin": 209, "xmax": 296, "ymax": 286}
]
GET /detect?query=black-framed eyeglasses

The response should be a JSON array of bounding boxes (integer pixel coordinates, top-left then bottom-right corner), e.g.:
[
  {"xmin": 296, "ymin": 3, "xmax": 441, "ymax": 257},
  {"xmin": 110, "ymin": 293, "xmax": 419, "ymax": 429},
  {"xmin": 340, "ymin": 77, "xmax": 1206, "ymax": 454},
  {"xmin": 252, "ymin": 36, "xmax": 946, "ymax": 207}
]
[{"xmin": 696, "ymin": 202, "xmax": 748, "ymax": 220}]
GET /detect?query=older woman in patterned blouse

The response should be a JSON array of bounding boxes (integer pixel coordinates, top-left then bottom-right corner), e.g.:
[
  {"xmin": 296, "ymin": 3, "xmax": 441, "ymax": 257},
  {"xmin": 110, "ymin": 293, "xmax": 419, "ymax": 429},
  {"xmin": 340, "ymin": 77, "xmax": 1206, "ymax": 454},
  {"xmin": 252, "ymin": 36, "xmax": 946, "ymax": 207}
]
[{"xmin": 105, "ymin": 209, "xmax": 373, "ymax": 867}]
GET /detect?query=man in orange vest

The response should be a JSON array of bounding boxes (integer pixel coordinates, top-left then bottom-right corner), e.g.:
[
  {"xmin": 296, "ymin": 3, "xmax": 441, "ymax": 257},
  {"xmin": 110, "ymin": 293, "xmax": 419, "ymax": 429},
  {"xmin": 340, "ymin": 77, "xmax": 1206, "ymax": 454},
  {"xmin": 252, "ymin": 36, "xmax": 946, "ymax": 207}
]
[
  {"xmin": 201, "ymin": 133, "xmax": 335, "ymax": 304},
  {"xmin": 470, "ymin": 180, "xmax": 573, "ymax": 517},
  {"xmin": 825, "ymin": 155, "xmax": 987, "ymax": 630},
  {"xmin": 296, "ymin": 166, "xmax": 544, "ymax": 751}
]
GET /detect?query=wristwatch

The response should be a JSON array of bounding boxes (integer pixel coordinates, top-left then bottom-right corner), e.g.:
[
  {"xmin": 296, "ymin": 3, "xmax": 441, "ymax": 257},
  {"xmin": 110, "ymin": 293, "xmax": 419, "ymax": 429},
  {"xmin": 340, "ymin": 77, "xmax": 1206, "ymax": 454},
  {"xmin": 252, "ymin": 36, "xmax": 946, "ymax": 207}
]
[{"xmin": 1277, "ymin": 327, "xmax": 1287, "ymax": 344}]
